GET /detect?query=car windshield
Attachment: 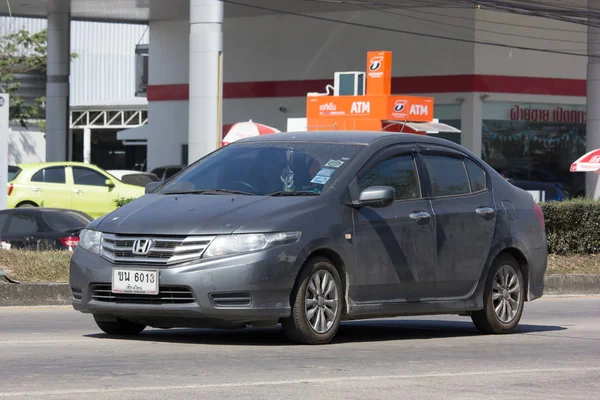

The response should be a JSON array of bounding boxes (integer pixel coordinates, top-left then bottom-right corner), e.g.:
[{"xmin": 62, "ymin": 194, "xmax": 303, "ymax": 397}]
[
  {"xmin": 42, "ymin": 211, "xmax": 93, "ymax": 231},
  {"xmin": 159, "ymin": 141, "xmax": 363, "ymax": 196}
]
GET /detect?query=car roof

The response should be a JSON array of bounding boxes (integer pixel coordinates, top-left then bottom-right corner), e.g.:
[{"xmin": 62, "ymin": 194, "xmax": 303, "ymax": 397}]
[
  {"xmin": 152, "ymin": 165, "xmax": 185, "ymax": 169},
  {"xmin": 234, "ymin": 130, "xmax": 459, "ymax": 147},
  {"xmin": 108, "ymin": 170, "xmax": 149, "ymax": 175},
  {"xmin": 0, "ymin": 207, "xmax": 93, "ymax": 218},
  {"xmin": 16, "ymin": 161, "xmax": 101, "ymax": 169}
]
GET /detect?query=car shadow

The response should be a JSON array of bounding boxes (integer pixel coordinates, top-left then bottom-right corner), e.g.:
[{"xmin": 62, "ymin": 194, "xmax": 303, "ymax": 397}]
[{"xmin": 84, "ymin": 319, "xmax": 567, "ymax": 347}]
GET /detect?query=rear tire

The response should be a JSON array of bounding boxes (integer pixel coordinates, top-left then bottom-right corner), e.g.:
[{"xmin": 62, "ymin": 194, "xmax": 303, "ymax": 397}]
[
  {"xmin": 282, "ymin": 257, "xmax": 343, "ymax": 345},
  {"xmin": 472, "ymin": 254, "xmax": 525, "ymax": 334},
  {"xmin": 93, "ymin": 315, "xmax": 146, "ymax": 335}
]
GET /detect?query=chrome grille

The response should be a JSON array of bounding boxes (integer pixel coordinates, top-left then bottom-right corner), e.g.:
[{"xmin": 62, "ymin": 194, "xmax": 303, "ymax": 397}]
[
  {"xmin": 90, "ymin": 284, "xmax": 195, "ymax": 305},
  {"xmin": 100, "ymin": 233, "xmax": 215, "ymax": 265}
]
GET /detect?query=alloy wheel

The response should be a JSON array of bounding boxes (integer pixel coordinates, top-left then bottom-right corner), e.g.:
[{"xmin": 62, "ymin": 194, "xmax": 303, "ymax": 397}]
[
  {"xmin": 492, "ymin": 264, "xmax": 522, "ymax": 324},
  {"xmin": 304, "ymin": 270, "xmax": 339, "ymax": 334}
]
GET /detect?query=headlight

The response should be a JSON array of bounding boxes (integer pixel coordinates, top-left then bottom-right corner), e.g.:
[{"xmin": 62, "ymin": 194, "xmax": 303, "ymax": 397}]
[
  {"xmin": 203, "ymin": 232, "xmax": 301, "ymax": 258},
  {"xmin": 79, "ymin": 229, "xmax": 102, "ymax": 254}
]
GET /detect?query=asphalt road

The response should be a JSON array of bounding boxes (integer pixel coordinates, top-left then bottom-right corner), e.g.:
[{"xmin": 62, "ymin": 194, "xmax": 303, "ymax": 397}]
[{"xmin": 1, "ymin": 297, "xmax": 599, "ymax": 400}]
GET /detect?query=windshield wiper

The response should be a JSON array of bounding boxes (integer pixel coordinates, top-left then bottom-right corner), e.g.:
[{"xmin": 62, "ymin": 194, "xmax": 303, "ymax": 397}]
[
  {"xmin": 267, "ymin": 191, "xmax": 320, "ymax": 197},
  {"xmin": 163, "ymin": 189, "xmax": 256, "ymax": 196}
]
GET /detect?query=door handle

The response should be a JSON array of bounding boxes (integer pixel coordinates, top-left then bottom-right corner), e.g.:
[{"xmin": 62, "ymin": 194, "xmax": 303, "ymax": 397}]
[
  {"xmin": 409, "ymin": 211, "xmax": 431, "ymax": 221},
  {"xmin": 31, "ymin": 187, "xmax": 41, "ymax": 193},
  {"xmin": 476, "ymin": 207, "xmax": 495, "ymax": 216},
  {"xmin": 73, "ymin": 189, "xmax": 83, "ymax": 195}
]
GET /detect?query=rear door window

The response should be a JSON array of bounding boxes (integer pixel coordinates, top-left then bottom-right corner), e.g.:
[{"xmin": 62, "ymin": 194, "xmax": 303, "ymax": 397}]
[
  {"xmin": 423, "ymin": 155, "xmax": 470, "ymax": 197},
  {"xmin": 31, "ymin": 167, "xmax": 66, "ymax": 184},
  {"xmin": 7, "ymin": 214, "xmax": 41, "ymax": 235}
]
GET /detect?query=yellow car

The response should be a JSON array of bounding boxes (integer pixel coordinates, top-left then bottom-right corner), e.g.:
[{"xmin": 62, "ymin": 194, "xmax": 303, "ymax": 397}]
[{"xmin": 7, "ymin": 162, "xmax": 145, "ymax": 219}]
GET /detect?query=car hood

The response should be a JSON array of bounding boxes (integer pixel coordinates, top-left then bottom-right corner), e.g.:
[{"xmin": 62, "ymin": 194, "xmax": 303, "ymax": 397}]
[{"xmin": 96, "ymin": 193, "xmax": 318, "ymax": 235}]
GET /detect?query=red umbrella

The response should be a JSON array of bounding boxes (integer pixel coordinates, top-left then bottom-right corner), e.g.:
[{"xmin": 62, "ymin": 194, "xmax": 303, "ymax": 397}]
[
  {"xmin": 222, "ymin": 120, "xmax": 280, "ymax": 146},
  {"xmin": 570, "ymin": 149, "xmax": 600, "ymax": 173}
]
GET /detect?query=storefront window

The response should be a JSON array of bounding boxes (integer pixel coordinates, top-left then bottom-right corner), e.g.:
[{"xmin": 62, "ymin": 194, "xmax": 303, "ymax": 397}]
[
  {"xmin": 482, "ymin": 102, "xmax": 586, "ymax": 197},
  {"xmin": 432, "ymin": 104, "xmax": 461, "ymax": 144}
]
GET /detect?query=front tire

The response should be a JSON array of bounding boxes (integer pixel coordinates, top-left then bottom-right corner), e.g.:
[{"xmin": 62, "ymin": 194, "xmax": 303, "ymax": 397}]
[
  {"xmin": 472, "ymin": 254, "xmax": 525, "ymax": 334},
  {"xmin": 282, "ymin": 257, "xmax": 343, "ymax": 345},
  {"xmin": 93, "ymin": 315, "xmax": 146, "ymax": 335}
]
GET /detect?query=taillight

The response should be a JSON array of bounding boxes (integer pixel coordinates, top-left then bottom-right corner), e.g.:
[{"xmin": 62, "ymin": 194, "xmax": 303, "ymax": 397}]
[
  {"xmin": 60, "ymin": 236, "xmax": 80, "ymax": 248},
  {"xmin": 533, "ymin": 202, "xmax": 545, "ymax": 230},
  {"xmin": 7, "ymin": 184, "xmax": 13, "ymax": 196}
]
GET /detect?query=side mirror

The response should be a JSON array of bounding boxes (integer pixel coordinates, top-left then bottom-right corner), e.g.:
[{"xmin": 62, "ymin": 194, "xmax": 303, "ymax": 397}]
[
  {"xmin": 354, "ymin": 186, "xmax": 395, "ymax": 208},
  {"xmin": 105, "ymin": 179, "xmax": 115, "ymax": 188},
  {"xmin": 145, "ymin": 181, "xmax": 161, "ymax": 194}
]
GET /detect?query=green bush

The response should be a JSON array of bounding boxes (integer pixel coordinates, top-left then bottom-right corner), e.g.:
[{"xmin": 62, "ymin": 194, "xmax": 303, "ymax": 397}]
[
  {"xmin": 541, "ymin": 198, "xmax": 600, "ymax": 254},
  {"xmin": 113, "ymin": 197, "xmax": 137, "ymax": 208}
]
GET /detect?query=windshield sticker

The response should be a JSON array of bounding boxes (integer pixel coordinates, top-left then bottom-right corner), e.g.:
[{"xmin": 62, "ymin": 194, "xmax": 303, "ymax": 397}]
[
  {"xmin": 316, "ymin": 168, "xmax": 336, "ymax": 178},
  {"xmin": 325, "ymin": 160, "xmax": 344, "ymax": 168},
  {"xmin": 341, "ymin": 157, "xmax": 350, "ymax": 161},
  {"xmin": 311, "ymin": 175, "xmax": 330, "ymax": 185}
]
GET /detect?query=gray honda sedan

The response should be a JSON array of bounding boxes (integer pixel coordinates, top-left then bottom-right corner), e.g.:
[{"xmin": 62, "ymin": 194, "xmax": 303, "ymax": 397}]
[{"xmin": 70, "ymin": 131, "xmax": 547, "ymax": 344}]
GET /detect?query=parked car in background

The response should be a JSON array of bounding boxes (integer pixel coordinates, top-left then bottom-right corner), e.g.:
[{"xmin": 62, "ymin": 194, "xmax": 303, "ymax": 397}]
[
  {"xmin": 0, "ymin": 208, "xmax": 92, "ymax": 251},
  {"xmin": 6, "ymin": 162, "xmax": 145, "ymax": 219},
  {"xmin": 71, "ymin": 131, "xmax": 547, "ymax": 345},
  {"xmin": 8, "ymin": 165, "xmax": 21, "ymax": 181},
  {"xmin": 107, "ymin": 170, "xmax": 159, "ymax": 187},
  {"xmin": 509, "ymin": 180, "xmax": 570, "ymax": 202},
  {"xmin": 150, "ymin": 164, "xmax": 185, "ymax": 182}
]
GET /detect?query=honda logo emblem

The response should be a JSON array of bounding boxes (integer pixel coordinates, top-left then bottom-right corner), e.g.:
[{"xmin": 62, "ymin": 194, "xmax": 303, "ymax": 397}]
[{"xmin": 132, "ymin": 239, "xmax": 153, "ymax": 255}]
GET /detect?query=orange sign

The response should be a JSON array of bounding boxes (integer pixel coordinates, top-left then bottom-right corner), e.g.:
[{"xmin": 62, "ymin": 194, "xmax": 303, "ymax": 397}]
[
  {"xmin": 307, "ymin": 95, "xmax": 433, "ymax": 126},
  {"xmin": 366, "ymin": 51, "xmax": 392, "ymax": 96},
  {"xmin": 386, "ymin": 96, "xmax": 433, "ymax": 121},
  {"xmin": 305, "ymin": 51, "xmax": 435, "ymax": 132}
]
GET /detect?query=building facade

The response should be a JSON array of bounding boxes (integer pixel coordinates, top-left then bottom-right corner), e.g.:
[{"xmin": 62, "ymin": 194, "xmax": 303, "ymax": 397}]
[
  {"xmin": 2, "ymin": 16, "xmax": 148, "ymax": 169},
  {"xmin": 1, "ymin": 1, "xmax": 592, "ymax": 196}
]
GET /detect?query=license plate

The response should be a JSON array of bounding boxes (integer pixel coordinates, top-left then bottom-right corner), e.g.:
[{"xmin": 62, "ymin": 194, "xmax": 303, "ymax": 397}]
[{"xmin": 112, "ymin": 269, "xmax": 159, "ymax": 295}]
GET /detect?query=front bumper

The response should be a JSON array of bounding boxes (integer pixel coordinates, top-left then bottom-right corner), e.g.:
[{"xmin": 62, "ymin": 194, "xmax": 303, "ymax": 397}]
[{"xmin": 69, "ymin": 247, "xmax": 299, "ymax": 327}]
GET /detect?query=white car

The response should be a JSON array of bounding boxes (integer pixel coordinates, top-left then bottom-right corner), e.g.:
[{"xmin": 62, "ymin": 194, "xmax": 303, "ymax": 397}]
[{"xmin": 107, "ymin": 170, "xmax": 159, "ymax": 187}]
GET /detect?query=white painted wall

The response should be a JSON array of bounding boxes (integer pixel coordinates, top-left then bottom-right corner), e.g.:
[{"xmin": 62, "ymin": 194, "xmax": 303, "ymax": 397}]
[
  {"xmin": 149, "ymin": 21, "xmax": 190, "ymax": 85},
  {"xmin": 223, "ymin": 7, "xmax": 476, "ymax": 82},
  {"xmin": 144, "ymin": 6, "xmax": 591, "ymax": 167},
  {"xmin": 474, "ymin": 9, "xmax": 586, "ymax": 78},
  {"xmin": 8, "ymin": 124, "xmax": 45, "ymax": 165}
]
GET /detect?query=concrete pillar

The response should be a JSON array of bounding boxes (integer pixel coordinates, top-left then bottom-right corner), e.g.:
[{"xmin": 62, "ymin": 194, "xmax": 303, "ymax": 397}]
[
  {"xmin": 45, "ymin": 0, "xmax": 71, "ymax": 162},
  {"xmin": 460, "ymin": 93, "xmax": 483, "ymax": 157},
  {"xmin": 188, "ymin": 0, "xmax": 223, "ymax": 164},
  {"xmin": 0, "ymin": 94, "xmax": 9, "ymax": 211},
  {"xmin": 587, "ymin": 1, "xmax": 600, "ymax": 199},
  {"xmin": 83, "ymin": 128, "xmax": 91, "ymax": 164}
]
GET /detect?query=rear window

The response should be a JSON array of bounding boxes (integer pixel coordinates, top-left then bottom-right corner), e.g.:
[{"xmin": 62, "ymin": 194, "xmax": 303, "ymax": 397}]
[
  {"xmin": 42, "ymin": 211, "xmax": 92, "ymax": 231},
  {"xmin": 120, "ymin": 174, "xmax": 158, "ymax": 187},
  {"xmin": 8, "ymin": 166, "xmax": 21, "ymax": 182},
  {"xmin": 31, "ymin": 167, "xmax": 66, "ymax": 184},
  {"xmin": 165, "ymin": 168, "xmax": 182, "ymax": 179}
]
